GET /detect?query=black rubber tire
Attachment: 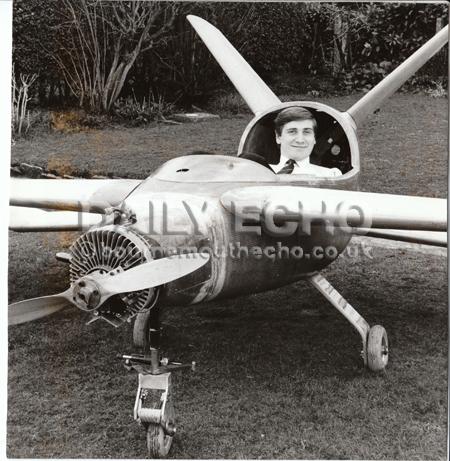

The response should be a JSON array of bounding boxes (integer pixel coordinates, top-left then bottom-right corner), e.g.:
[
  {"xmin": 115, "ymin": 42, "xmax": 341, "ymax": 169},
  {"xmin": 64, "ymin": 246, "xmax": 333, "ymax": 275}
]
[
  {"xmin": 367, "ymin": 325, "xmax": 389, "ymax": 372},
  {"xmin": 133, "ymin": 292, "xmax": 160, "ymax": 350},
  {"xmin": 133, "ymin": 310, "xmax": 151, "ymax": 349}
]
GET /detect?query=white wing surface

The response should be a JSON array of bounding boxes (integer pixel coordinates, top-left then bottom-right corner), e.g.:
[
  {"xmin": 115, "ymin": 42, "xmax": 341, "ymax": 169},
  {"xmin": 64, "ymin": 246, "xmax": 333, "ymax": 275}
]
[
  {"xmin": 9, "ymin": 206, "xmax": 104, "ymax": 232},
  {"xmin": 10, "ymin": 178, "xmax": 141, "ymax": 213},
  {"xmin": 352, "ymin": 228, "xmax": 447, "ymax": 248},
  {"xmin": 221, "ymin": 186, "xmax": 447, "ymax": 234}
]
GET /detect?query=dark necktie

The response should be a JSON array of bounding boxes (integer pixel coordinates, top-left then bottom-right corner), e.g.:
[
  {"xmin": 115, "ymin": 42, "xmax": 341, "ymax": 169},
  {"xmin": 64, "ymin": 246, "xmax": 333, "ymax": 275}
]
[{"xmin": 278, "ymin": 159, "xmax": 296, "ymax": 174}]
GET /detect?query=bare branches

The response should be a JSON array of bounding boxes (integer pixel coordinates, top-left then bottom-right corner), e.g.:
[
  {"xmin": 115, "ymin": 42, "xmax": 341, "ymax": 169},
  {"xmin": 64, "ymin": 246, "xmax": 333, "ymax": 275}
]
[
  {"xmin": 11, "ymin": 64, "xmax": 37, "ymax": 136},
  {"xmin": 52, "ymin": 0, "xmax": 178, "ymax": 113}
]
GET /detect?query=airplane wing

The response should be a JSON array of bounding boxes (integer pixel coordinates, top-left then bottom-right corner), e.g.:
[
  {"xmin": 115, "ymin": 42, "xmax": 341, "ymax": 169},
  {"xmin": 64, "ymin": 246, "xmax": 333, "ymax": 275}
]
[
  {"xmin": 9, "ymin": 206, "xmax": 104, "ymax": 232},
  {"xmin": 220, "ymin": 186, "xmax": 447, "ymax": 243},
  {"xmin": 352, "ymin": 228, "xmax": 447, "ymax": 248},
  {"xmin": 9, "ymin": 178, "xmax": 141, "ymax": 231},
  {"xmin": 10, "ymin": 178, "xmax": 141, "ymax": 212},
  {"xmin": 187, "ymin": 15, "xmax": 280, "ymax": 115}
]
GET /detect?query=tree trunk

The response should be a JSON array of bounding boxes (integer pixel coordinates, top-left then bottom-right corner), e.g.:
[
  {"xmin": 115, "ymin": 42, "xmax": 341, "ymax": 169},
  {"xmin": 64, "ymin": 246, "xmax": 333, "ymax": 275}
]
[{"xmin": 333, "ymin": 12, "xmax": 349, "ymax": 76}]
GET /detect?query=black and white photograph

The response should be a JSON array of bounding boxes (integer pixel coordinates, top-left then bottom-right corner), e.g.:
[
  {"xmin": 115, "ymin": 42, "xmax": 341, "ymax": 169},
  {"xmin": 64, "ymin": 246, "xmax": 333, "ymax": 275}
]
[{"xmin": 7, "ymin": 1, "xmax": 448, "ymax": 458}]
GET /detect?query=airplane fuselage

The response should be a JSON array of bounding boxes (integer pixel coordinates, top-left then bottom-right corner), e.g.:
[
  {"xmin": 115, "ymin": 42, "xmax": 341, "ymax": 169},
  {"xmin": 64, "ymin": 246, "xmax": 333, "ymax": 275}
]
[{"xmin": 117, "ymin": 154, "xmax": 360, "ymax": 307}]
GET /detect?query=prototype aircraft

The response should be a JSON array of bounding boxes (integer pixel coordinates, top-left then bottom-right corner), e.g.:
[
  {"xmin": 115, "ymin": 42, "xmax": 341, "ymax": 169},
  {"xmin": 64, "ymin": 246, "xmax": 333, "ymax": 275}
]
[{"xmin": 9, "ymin": 15, "xmax": 448, "ymax": 458}]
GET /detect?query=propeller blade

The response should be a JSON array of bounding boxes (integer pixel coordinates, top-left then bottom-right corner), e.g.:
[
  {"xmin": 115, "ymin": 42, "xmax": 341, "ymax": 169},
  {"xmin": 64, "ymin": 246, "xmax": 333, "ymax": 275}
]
[
  {"xmin": 100, "ymin": 253, "xmax": 210, "ymax": 295},
  {"xmin": 187, "ymin": 15, "xmax": 280, "ymax": 114},
  {"xmin": 9, "ymin": 254, "xmax": 210, "ymax": 325},
  {"xmin": 9, "ymin": 291, "xmax": 72, "ymax": 326}
]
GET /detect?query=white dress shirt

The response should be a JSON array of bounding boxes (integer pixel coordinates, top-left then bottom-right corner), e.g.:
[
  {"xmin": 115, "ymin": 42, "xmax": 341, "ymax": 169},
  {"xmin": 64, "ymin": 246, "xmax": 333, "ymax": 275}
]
[{"xmin": 271, "ymin": 155, "xmax": 342, "ymax": 177}]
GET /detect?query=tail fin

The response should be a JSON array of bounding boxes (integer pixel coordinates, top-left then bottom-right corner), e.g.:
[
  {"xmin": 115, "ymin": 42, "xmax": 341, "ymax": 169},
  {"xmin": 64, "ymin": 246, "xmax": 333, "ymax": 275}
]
[
  {"xmin": 187, "ymin": 15, "xmax": 280, "ymax": 115},
  {"xmin": 347, "ymin": 25, "xmax": 448, "ymax": 127}
]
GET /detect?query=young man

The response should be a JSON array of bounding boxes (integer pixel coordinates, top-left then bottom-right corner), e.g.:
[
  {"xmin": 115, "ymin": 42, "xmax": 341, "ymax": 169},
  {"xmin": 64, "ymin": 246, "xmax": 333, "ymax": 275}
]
[{"xmin": 271, "ymin": 107, "xmax": 342, "ymax": 177}]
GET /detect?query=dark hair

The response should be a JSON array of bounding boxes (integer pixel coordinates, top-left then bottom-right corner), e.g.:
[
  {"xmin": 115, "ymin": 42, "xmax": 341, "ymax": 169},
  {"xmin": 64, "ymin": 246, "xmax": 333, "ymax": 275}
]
[{"xmin": 274, "ymin": 107, "xmax": 317, "ymax": 135}]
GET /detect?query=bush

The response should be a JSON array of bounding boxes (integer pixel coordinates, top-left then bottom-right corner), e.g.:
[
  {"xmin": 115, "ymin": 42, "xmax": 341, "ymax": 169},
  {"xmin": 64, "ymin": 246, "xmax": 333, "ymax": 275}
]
[
  {"xmin": 49, "ymin": 109, "xmax": 113, "ymax": 133},
  {"xmin": 113, "ymin": 94, "xmax": 175, "ymax": 125},
  {"xmin": 206, "ymin": 92, "xmax": 250, "ymax": 115},
  {"xmin": 344, "ymin": 3, "xmax": 448, "ymax": 90}
]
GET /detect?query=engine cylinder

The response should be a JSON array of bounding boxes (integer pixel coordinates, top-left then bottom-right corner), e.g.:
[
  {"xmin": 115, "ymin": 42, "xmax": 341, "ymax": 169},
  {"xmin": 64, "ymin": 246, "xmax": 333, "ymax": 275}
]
[{"xmin": 69, "ymin": 225, "xmax": 159, "ymax": 325}]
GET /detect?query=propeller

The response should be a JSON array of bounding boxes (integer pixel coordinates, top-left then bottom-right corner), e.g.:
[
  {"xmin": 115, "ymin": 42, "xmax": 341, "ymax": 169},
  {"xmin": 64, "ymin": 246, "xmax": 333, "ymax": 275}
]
[
  {"xmin": 9, "ymin": 253, "xmax": 210, "ymax": 326},
  {"xmin": 8, "ymin": 294, "xmax": 73, "ymax": 326}
]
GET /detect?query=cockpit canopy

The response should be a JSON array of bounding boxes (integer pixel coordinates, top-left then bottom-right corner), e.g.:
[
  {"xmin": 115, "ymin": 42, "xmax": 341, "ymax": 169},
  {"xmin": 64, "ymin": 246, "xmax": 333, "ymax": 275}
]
[{"xmin": 238, "ymin": 102, "xmax": 358, "ymax": 175}]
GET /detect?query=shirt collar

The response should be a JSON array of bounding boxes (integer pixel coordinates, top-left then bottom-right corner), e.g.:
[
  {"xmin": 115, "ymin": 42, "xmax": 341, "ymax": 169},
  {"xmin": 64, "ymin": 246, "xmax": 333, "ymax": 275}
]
[{"xmin": 279, "ymin": 154, "xmax": 311, "ymax": 168}]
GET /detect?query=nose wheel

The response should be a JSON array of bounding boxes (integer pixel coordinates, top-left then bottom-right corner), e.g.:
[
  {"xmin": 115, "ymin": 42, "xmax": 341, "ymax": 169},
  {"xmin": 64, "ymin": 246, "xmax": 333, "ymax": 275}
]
[
  {"xmin": 130, "ymin": 371, "xmax": 176, "ymax": 458},
  {"xmin": 146, "ymin": 396, "xmax": 175, "ymax": 458},
  {"xmin": 118, "ymin": 306, "xmax": 195, "ymax": 458},
  {"xmin": 147, "ymin": 424, "xmax": 173, "ymax": 459}
]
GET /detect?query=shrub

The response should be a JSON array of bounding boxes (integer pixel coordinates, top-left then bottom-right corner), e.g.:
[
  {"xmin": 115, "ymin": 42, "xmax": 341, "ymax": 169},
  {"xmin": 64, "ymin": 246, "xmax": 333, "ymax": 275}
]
[
  {"xmin": 113, "ymin": 93, "xmax": 175, "ymax": 125},
  {"xmin": 425, "ymin": 79, "xmax": 447, "ymax": 98},
  {"xmin": 49, "ymin": 109, "xmax": 112, "ymax": 133},
  {"xmin": 206, "ymin": 92, "xmax": 250, "ymax": 116}
]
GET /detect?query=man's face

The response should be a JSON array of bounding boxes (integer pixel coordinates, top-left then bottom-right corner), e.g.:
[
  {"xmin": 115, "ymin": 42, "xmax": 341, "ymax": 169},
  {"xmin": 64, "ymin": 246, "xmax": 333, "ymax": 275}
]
[{"xmin": 275, "ymin": 119, "xmax": 316, "ymax": 162}]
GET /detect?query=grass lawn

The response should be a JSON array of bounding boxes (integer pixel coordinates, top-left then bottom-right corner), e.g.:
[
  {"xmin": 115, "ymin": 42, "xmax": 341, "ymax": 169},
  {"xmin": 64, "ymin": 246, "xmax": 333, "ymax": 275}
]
[{"xmin": 8, "ymin": 93, "xmax": 448, "ymax": 459}]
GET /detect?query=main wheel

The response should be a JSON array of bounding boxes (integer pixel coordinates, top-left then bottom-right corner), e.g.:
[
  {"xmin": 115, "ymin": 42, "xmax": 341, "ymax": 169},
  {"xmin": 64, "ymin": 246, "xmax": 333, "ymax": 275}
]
[
  {"xmin": 133, "ymin": 295, "xmax": 160, "ymax": 350},
  {"xmin": 367, "ymin": 325, "xmax": 389, "ymax": 372},
  {"xmin": 146, "ymin": 398, "xmax": 175, "ymax": 458},
  {"xmin": 133, "ymin": 310, "xmax": 150, "ymax": 349}
]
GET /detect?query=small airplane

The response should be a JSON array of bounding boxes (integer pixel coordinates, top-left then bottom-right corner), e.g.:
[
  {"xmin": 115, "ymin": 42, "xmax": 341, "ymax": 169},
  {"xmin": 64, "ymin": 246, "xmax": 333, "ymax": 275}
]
[{"xmin": 9, "ymin": 15, "xmax": 448, "ymax": 458}]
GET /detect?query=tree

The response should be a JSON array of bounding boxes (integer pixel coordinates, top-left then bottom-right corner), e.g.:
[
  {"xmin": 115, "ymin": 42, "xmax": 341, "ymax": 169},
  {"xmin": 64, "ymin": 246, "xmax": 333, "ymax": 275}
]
[
  {"xmin": 11, "ymin": 64, "xmax": 38, "ymax": 136},
  {"xmin": 53, "ymin": 0, "xmax": 177, "ymax": 113},
  {"xmin": 139, "ymin": 2, "xmax": 258, "ymax": 105},
  {"xmin": 13, "ymin": 0, "xmax": 65, "ymax": 106}
]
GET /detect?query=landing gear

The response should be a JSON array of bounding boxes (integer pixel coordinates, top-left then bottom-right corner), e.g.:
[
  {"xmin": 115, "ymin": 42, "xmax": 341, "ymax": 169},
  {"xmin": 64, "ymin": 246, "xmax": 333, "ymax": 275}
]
[
  {"xmin": 135, "ymin": 373, "xmax": 175, "ymax": 458},
  {"xmin": 119, "ymin": 305, "xmax": 195, "ymax": 458},
  {"xmin": 367, "ymin": 325, "xmax": 389, "ymax": 371},
  {"xmin": 147, "ymin": 422, "xmax": 173, "ymax": 459},
  {"xmin": 308, "ymin": 273, "xmax": 389, "ymax": 372}
]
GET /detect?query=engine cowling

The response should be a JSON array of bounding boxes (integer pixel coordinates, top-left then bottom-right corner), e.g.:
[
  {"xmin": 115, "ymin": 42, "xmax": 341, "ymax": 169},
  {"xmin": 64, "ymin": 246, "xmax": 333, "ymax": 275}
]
[{"xmin": 69, "ymin": 225, "xmax": 159, "ymax": 326}]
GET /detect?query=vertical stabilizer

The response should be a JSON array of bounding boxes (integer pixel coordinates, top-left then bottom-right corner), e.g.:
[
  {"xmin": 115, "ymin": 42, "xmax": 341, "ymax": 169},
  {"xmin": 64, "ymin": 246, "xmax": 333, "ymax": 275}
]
[
  {"xmin": 347, "ymin": 25, "xmax": 448, "ymax": 127},
  {"xmin": 187, "ymin": 15, "xmax": 281, "ymax": 115}
]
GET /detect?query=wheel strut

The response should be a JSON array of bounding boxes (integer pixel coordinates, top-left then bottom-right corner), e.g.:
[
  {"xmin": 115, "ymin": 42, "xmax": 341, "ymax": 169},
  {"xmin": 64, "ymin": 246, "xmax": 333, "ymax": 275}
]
[
  {"xmin": 118, "ymin": 305, "xmax": 195, "ymax": 458},
  {"xmin": 308, "ymin": 272, "xmax": 388, "ymax": 371}
]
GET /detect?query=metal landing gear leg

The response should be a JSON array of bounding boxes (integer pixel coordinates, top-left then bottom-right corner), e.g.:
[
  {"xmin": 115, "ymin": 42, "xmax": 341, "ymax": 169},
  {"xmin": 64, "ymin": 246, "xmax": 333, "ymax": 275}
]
[
  {"xmin": 134, "ymin": 369, "xmax": 175, "ymax": 458},
  {"xmin": 118, "ymin": 305, "xmax": 195, "ymax": 458},
  {"xmin": 308, "ymin": 273, "xmax": 389, "ymax": 372}
]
